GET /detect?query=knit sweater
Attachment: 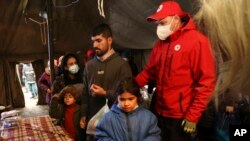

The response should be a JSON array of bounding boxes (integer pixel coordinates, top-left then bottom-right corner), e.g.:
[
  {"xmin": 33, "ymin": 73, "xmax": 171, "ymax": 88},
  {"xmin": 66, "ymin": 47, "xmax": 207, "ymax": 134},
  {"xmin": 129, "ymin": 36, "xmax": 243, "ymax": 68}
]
[{"xmin": 64, "ymin": 103, "xmax": 77, "ymax": 139}]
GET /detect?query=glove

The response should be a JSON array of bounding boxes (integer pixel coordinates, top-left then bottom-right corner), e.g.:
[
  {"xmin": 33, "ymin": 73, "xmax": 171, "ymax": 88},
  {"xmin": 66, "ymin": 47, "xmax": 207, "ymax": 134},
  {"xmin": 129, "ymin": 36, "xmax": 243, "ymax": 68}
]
[{"xmin": 181, "ymin": 119, "xmax": 196, "ymax": 134}]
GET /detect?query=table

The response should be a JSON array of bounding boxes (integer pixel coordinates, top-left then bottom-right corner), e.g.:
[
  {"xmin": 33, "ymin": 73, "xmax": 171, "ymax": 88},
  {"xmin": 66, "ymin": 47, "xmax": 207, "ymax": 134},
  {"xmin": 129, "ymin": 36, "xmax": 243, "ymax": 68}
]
[{"xmin": 0, "ymin": 115, "xmax": 73, "ymax": 141}]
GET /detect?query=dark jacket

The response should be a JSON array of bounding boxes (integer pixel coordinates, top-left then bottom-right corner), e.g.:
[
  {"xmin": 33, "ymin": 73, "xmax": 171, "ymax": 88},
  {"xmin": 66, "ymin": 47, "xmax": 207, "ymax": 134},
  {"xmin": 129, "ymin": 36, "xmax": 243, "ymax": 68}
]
[
  {"xmin": 81, "ymin": 53, "xmax": 132, "ymax": 120},
  {"xmin": 52, "ymin": 75, "xmax": 83, "ymax": 95},
  {"xmin": 50, "ymin": 77, "xmax": 83, "ymax": 118},
  {"xmin": 52, "ymin": 104, "xmax": 84, "ymax": 141},
  {"xmin": 95, "ymin": 104, "xmax": 161, "ymax": 141},
  {"xmin": 50, "ymin": 83, "xmax": 85, "ymax": 141}
]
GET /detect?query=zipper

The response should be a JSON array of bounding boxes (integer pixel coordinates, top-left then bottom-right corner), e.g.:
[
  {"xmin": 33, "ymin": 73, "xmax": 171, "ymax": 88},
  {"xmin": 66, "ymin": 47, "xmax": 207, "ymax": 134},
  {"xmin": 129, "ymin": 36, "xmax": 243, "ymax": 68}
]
[
  {"xmin": 168, "ymin": 54, "xmax": 173, "ymax": 77},
  {"xmin": 161, "ymin": 43, "xmax": 171, "ymax": 98},
  {"xmin": 125, "ymin": 113, "xmax": 132, "ymax": 141},
  {"xmin": 179, "ymin": 92, "xmax": 183, "ymax": 113}
]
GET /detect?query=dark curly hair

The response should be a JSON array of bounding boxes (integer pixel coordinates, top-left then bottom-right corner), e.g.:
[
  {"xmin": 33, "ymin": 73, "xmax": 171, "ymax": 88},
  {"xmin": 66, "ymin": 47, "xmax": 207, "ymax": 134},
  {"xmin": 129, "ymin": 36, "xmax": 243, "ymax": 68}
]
[
  {"xmin": 61, "ymin": 52, "xmax": 83, "ymax": 85},
  {"xmin": 59, "ymin": 85, "xmax": 80, "ymax": 104}
]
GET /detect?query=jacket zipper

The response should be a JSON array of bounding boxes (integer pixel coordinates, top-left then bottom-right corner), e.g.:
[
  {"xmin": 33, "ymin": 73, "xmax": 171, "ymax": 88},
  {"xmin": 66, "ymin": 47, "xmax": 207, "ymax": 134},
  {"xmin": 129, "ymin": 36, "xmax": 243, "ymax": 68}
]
[
  {"xmin": 161, "ymin": 43, "xmax": 171, "ymax": 99},
  {"xmin": 179, "ymin": 92, "xmax": 183, "ymax": 113},
  {"xmin": 125, "ymin": 113, "xmax": 132, "ymax": 141},
  {"xmin": 168, "ymin": 54, "xmax": 173, "ymax": 77}
]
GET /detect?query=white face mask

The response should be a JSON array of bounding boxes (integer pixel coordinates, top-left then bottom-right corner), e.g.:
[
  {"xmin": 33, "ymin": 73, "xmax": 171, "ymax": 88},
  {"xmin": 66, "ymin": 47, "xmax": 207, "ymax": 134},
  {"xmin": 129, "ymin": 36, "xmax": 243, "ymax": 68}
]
[
  {"xmin": 156, "ymin": 17, "xmax": 174, "ymax": 40},
  {"xmin": 68, "ymin": 64, "xmax": 79, "ymax": 74}
]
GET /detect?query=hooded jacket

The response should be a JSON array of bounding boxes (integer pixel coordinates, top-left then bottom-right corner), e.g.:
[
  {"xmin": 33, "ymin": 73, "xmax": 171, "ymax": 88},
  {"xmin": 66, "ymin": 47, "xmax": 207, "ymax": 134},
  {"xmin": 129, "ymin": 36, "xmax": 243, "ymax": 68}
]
[
  {"xmin": 81, "ymin": 53, "xmax": 132, "ymax": 120},
  {"xmin": 135, "ymin": 15, "xmax": 216, "ymax": 123},
  {"xmin": 95, "ymin": 104, "xmax": 161, "ymax": 141}
]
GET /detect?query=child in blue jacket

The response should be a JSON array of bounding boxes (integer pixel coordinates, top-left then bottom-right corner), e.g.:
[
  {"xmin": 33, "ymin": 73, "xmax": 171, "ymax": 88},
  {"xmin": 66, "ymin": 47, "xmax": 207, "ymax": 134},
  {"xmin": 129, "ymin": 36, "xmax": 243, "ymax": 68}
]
[{"xmin": 95, "ymin": 78, "xmax": 161, "ymax": 141}]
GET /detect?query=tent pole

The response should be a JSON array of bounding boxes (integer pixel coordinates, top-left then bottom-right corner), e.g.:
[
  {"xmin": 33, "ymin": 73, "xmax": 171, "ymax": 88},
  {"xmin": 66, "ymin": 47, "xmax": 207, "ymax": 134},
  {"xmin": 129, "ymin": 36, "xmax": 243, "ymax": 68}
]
[{"xmin": 46, "ymin": 0, "xmax": 55, "ymax": 83}]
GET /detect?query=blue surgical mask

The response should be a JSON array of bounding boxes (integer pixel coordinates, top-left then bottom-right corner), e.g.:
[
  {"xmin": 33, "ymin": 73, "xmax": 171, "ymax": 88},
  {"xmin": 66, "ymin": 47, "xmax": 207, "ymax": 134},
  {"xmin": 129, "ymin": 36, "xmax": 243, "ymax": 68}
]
[{"xmin": 68, "ymin": 64, "xmax": 79, "ymax": 74}]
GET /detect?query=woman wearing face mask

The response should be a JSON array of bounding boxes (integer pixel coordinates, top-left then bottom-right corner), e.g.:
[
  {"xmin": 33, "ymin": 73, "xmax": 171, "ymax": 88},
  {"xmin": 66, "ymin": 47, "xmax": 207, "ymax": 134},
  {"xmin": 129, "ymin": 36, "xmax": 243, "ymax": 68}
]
[
  {"xmin": 49, "ymin": 53, "xmax": 83, "ymax": 119},
  {"xmin": 52, "ymin": 53, "xmax": 83, "ymax": 94},
  {"xmin": 49, "ymin": 53, "xmax": 86, "ymax": 140},
  {"xmin": 135, "ymin": 1, "xmax": 216, "ymax": 141}
]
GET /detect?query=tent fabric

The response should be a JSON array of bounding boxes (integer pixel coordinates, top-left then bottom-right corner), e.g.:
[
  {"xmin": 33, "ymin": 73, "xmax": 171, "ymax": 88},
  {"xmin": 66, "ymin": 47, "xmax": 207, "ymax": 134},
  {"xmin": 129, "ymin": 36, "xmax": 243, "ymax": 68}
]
[
  {"xmin": 0, "ymin": 58, "xmax": 25, "ymax": 107},
  {"xmin": 0, "ymin": 0, "xmax": 194, "ymax": 58},
  {"xmin": 0, "ymin": 0, "xmax": 194, "ymax": 108},
  {"xmin": 32, "ymin": 59, "xmax": 47, "ymax": 105}
]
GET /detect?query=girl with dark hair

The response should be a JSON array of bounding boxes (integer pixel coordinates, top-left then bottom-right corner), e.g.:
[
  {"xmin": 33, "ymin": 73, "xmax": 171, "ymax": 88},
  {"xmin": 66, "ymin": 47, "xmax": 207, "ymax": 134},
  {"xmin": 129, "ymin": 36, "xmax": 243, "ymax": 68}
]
[
  {"xmin": 95, "ymin": 78, "xmax": 161, "ymax": 141},
  {"xmin": 60, "ymin": 53, "xmax": 83, "ymax": 86},
  {"xmin": 50, "ymin": 52, "xmax": 83, "ymax": 119},
  {"xmin": 49, "ymin": 53, "xmax": 86, "ymax": 140}
]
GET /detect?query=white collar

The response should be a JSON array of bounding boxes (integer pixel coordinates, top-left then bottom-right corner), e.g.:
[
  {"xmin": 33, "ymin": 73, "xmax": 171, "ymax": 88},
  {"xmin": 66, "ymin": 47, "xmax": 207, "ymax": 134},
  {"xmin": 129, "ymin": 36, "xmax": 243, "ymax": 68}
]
[
  {"xmin": 97, "ymin": 48, "xmax": 115, "ymax": 62},
  {"xmin": 117, "ymin": 104, "xmax": 139, "ymax": 112}
]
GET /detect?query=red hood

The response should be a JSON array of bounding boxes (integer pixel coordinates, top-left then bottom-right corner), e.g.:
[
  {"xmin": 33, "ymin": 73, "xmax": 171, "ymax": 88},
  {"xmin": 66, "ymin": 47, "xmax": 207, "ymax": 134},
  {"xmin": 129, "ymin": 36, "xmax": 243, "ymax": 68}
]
[{"xmin": 170, "ymin": 14, "xmax": 196, "ymax": 41}]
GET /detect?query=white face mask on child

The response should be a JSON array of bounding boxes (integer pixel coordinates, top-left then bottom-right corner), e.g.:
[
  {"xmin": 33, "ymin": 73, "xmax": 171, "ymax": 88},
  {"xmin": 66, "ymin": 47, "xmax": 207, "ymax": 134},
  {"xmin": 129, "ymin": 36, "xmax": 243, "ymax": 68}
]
[{"xmin": 156, "ymin": 17, "xmax": 174, "ymax": 40}]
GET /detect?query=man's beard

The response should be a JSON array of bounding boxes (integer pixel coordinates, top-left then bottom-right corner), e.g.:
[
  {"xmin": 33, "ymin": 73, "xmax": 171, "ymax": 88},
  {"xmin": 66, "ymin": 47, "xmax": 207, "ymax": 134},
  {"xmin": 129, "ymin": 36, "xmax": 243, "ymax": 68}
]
[
  {"xmin": 95, "ymin": 49, "xmax": 103, "ymax": 56},
  {"xmin": 95, "ymin": 48, "xmax": 109, "ymax": 57}
]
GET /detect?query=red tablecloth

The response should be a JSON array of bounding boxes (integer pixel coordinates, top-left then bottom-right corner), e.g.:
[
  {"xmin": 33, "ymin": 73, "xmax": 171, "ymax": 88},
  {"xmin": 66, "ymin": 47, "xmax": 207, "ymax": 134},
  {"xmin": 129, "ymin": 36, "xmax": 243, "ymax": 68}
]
[{"xmin": 0, "ymin": 115, "xmax": 73, "ymax": 141}]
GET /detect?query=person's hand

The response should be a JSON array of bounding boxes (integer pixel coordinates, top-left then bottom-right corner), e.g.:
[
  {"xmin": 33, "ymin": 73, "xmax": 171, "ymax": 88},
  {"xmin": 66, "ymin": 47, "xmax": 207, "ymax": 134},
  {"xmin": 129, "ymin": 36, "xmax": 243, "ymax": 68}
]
[
  {"xmin": 80, "ymin": 117, "xmax": 86, "ymax": 129},
  {"xmin": 181, "ymin": 119, "xmax": 196, "ymax": 134},
  {"xmin": 47, "ymin": 88, "xmax": 51, "ymax": 94},
  {"xmin": 88, "ymin": 120, "xmax": 96, "ymax": 131},
  {"xmin": 90, "ymin": 84, "xmax": 106, "ymax": 96},
  {"xmin": 53, "ymin": 93, "xmax": 60, "ymax": 99},
  {"xmin": 226, "ymin": 105, "xmax": 234, "ymax": 113}
]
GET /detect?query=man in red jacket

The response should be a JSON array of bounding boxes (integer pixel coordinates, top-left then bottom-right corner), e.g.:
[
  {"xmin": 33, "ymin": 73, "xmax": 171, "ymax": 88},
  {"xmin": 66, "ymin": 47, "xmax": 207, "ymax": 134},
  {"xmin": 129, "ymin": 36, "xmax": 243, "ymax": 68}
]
[{"xmin": 135, "ymin": 1, "xmax": 216, "ymax": 141}]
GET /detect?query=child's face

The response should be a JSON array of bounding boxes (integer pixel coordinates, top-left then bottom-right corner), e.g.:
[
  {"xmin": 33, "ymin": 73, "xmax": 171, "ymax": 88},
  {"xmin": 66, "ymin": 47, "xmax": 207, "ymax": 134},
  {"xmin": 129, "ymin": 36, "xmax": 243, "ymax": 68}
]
[
  {"xmin": 64, "ymin": 93, "xmax": 76, "ymax": 106},
  {"xmin": 118, "ymin": 91, "xmax": 138, "ymax": 113}
]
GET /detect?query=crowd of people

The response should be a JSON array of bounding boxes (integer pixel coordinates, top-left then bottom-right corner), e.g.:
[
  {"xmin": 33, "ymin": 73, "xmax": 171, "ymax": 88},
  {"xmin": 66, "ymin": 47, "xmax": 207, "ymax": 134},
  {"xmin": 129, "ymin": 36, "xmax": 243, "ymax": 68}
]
[{"xmin": 23, "ymin": 0, "xmax": 250, "ymax": 141}]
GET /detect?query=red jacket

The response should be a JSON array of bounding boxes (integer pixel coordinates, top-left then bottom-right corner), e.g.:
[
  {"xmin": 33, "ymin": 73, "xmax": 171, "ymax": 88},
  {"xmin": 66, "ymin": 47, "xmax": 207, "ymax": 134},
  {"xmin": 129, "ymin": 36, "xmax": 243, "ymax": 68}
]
[{"xmin": 135, "ymin": 16, "xmax": 216, "ymax": 123}]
